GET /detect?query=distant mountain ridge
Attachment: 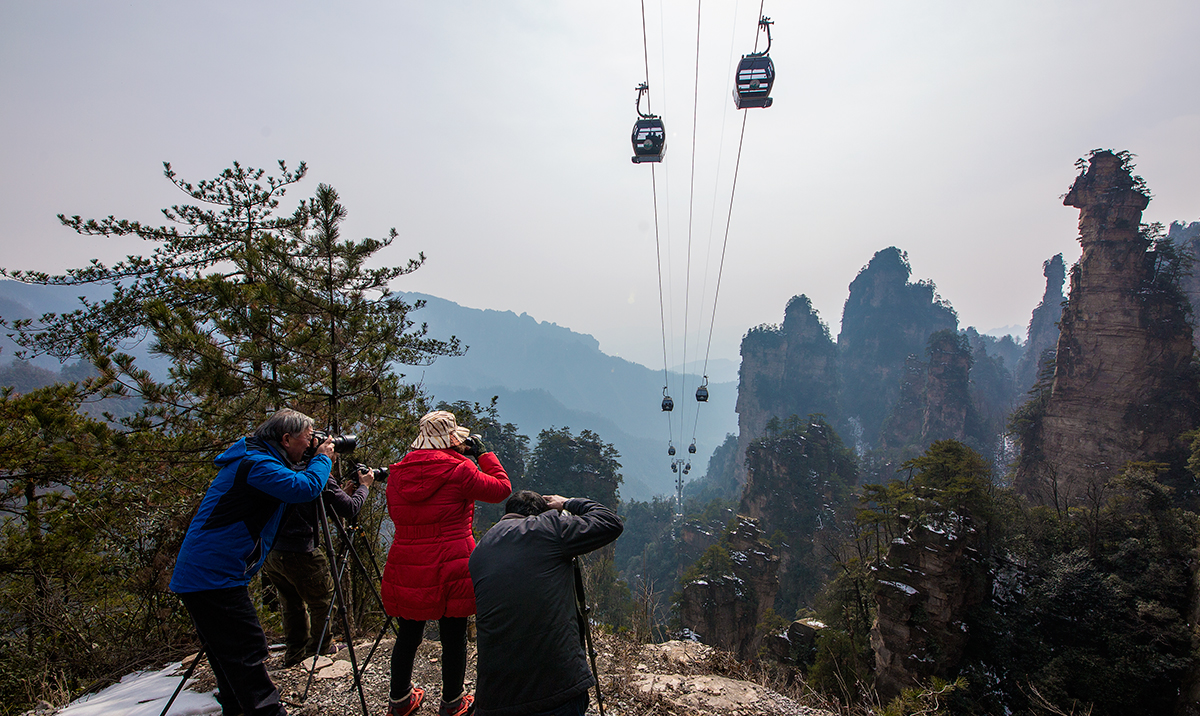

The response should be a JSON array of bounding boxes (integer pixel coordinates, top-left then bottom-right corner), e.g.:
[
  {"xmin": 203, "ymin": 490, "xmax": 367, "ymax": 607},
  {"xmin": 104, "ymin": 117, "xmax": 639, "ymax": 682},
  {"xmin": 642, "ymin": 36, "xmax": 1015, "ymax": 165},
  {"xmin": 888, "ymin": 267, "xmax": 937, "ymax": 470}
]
[
  {"xmin": 0, "ymin": 280, "xmax": 736, "ymax": 500},
  {"xmin": 404, "ymin": 293, "xmax": 738, "ymax": 500}
]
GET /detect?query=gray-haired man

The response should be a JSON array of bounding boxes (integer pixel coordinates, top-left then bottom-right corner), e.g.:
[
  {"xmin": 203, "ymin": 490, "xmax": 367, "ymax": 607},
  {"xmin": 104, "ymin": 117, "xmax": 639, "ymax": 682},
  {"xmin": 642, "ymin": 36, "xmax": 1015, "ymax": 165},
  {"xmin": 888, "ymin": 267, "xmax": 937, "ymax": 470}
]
[{"xmin": 170, "ymin": 409, "xmax": 337, "ymax": 716}]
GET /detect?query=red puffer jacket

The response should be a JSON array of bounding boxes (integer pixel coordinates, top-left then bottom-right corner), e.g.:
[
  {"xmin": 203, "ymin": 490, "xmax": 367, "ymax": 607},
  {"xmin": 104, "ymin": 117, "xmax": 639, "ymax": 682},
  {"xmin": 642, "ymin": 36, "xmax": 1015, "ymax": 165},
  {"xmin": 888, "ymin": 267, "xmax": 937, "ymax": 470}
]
[{"xmin": 381, "ymin": 449, "xmax": 511, "ymax": 620}]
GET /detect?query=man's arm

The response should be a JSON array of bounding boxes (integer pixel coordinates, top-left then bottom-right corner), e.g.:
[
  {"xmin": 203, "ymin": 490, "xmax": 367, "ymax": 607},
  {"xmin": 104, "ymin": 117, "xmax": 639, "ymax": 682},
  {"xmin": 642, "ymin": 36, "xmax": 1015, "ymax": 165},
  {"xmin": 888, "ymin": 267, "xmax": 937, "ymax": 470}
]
[
  {"xmin": 248, "ymin": 452, "xmax": 332, "ymax": 503},
  {"xmin": 555, "ymin": 497, "xmax": 624, "ymax": 557},
  {"xmin": 325, "ymin": 468, "xmax": 372, "ymax": 520}
]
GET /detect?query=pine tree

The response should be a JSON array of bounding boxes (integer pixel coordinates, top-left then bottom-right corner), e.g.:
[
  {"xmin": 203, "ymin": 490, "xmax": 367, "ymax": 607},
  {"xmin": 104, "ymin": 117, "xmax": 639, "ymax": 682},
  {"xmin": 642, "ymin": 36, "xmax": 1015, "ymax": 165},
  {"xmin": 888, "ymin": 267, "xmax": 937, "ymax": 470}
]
[
  {"xmin": 525, "ymin": 426, "xmax": 623, "ymax": 509},
  {"xmin": 0, "ymin": 163, "xmax": 463, "ymax": 689},
  {"xmin": 1, "ymin": 163, "xmax": 459, "ymax": 449}
]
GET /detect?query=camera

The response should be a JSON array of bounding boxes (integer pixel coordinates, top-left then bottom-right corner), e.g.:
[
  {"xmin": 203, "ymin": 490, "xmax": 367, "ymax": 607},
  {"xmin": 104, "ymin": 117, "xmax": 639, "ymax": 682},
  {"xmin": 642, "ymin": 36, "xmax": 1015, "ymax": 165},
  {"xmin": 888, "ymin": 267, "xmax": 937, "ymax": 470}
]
[
  {"xmin": 304, "ymin": 431, "xmax": 358, "ymax": 461},
  {"xmin": 357, "ymin": 463, "xmax": 389, "ymax": 484},
  {"xmin": 314, "ymin": 431, "xmax": 358, "ymax": 454}
]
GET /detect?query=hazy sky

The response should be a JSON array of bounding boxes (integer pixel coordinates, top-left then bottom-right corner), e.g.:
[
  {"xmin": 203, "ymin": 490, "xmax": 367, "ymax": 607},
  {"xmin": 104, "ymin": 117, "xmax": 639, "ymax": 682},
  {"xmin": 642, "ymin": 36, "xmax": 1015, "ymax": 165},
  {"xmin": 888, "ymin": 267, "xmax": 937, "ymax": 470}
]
[{"xmin": 3, "ymin": 1, "xmax": 1198, "ymax": 371}]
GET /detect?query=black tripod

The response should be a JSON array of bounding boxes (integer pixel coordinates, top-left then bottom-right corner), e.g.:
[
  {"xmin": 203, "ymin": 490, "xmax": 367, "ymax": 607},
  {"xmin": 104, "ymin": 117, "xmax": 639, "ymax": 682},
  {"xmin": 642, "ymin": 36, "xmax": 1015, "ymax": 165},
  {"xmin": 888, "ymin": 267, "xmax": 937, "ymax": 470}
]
[
  {"xmin": 573, "ymin": 558, "xmax": 606, "ymax": 716},
  {"xmin": 298, "ymin": 492, "xmax": 402, "ymax": 708}
]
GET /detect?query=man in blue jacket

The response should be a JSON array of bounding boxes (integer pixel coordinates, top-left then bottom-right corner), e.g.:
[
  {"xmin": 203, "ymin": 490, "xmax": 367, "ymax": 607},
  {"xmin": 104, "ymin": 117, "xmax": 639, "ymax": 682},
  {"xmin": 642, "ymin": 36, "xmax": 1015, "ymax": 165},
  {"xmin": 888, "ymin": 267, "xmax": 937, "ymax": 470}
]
[{"xmin": 170, "ymin": 408, "xmax": 337, "ymax": 716}]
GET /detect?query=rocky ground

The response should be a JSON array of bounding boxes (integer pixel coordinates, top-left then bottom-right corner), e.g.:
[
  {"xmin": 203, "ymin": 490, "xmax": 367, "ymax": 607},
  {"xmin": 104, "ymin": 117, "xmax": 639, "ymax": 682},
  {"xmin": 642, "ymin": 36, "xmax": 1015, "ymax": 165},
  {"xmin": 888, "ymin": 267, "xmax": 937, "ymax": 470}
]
[{"xmin": 169, "ymin": 627, "xmax": 838, "ymax": 716}]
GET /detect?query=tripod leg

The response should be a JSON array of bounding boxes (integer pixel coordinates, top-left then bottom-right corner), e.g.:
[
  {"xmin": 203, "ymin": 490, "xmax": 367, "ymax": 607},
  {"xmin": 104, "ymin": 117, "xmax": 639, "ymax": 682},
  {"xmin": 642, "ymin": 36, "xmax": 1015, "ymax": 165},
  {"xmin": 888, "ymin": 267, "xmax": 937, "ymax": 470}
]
[
  {"xmin": 322, "ymin": 508, "xmax": 406, "ymax": 680},
  {"xmin": 158, "ymin": 647, "xmax": 205, "ymax": 716},
  {"xmin": 359, "ymin": 615, "xmax": 395, "ymax": 677},
  {"xmin": 318, "ymin": 499, "xmax": 371, "ymax": 716},
  {"xmin": 300, "ymin": 544, "xmax": 352, "ymax": 701},
  {"xmin": 574, "ymin": 561, "xmax": 606, "ymax": 716}
]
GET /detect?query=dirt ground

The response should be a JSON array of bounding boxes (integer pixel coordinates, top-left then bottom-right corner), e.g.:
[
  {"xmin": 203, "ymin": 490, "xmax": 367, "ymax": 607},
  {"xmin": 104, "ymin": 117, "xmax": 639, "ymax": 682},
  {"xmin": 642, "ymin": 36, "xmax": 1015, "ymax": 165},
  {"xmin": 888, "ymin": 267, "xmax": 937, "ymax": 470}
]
[{"xmin": 176, "ymin": 625, "xmax": 833, "ymax": 716}]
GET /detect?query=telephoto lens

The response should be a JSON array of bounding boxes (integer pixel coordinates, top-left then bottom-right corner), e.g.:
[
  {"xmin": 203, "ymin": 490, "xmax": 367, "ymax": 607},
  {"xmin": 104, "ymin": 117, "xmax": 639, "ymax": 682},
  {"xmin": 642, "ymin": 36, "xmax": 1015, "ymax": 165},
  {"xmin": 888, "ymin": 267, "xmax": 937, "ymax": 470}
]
[{"xmin": 314, "ymin": 431, "xmax": 358, "ymax": 454}]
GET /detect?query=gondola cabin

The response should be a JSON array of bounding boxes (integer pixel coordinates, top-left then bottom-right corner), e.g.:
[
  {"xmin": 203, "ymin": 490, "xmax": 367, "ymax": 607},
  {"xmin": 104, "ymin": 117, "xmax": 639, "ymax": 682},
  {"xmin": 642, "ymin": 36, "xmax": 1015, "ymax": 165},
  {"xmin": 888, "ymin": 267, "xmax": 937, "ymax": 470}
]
[
  {"xmin": 661, "ymin": 394, "xmax": 674, "ymax": 411},
  {"xmin": 695, "ymin": 385, "xmax": 709, "ymax": 402},
  {"xmin": 668, "ymin": 445, "xmax": 676, "ymax": 456},
  {"xmin": 632, "ymin": 118, "xmax": 666, "ymax": 163},
  {"xmin": 734, "ymin": 54, "xmax": 774, "ymax": 109},
  {"xmin": 688, "ymin": 442, "xmax": 697, "ymax": 454}
]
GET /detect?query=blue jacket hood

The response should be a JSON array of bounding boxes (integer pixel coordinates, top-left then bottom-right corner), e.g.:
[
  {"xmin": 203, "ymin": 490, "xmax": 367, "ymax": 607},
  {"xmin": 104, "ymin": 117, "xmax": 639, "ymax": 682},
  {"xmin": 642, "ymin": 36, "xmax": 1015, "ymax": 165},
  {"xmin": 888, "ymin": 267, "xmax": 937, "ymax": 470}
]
[{"xmin": 215, "ymin": 437, "xmax": 248, "ymax": 466}]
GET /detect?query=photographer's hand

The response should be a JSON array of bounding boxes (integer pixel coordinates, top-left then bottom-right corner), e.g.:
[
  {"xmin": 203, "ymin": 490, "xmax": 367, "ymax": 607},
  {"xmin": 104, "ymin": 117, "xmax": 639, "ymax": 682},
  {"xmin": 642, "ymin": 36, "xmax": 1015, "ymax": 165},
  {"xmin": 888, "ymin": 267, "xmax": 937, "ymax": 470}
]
[
  {"xmin": 356, "ymin": 465, "xmax": 376, "ymax": 489},
  {"xmin": 461, "ymin": 434, "xmax": 489, "ymax": 457},
  {"xmin": 316, "ymin": 437, "xmax": 337, "ymax": 462},
  {"xmin": 545, "ymin": 494, "xmax": 569, "ymax": 512}
]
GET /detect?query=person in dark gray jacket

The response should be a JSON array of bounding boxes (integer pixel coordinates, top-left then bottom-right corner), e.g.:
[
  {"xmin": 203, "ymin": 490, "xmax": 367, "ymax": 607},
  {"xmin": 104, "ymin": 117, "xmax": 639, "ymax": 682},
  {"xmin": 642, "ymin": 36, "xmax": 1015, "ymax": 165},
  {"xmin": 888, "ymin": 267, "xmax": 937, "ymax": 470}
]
[
  {"xmin": 468, "ymin": 491, "xmax": 623, "ymax": 716},
  {"xmin": 262, "ymin": 465, "xmax": 374, "ymax": 666}
]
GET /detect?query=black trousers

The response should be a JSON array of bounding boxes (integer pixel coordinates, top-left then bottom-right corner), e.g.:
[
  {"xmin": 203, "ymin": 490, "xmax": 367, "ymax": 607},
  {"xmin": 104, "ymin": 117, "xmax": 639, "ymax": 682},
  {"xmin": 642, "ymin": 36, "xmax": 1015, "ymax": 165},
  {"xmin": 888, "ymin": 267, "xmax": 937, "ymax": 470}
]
[
  {"xmin": 180, "ymin": 586, "xmax": 285, "ymax": 716},
  {"xmin": 390, "ymin": 616, "xmax": 469, "ymax": 702}
]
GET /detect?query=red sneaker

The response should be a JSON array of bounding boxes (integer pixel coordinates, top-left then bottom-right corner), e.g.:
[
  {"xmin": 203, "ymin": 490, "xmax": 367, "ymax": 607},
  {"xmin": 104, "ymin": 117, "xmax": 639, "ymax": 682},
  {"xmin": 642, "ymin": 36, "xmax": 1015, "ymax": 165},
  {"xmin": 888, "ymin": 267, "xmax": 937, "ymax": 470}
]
[
  {"xmin": 388, "ymin": 686, "xmax": 425, "ymax": 716},
  {"xmin": 439, "ymin": 694, "xmax": 474, "ymax": 716}
]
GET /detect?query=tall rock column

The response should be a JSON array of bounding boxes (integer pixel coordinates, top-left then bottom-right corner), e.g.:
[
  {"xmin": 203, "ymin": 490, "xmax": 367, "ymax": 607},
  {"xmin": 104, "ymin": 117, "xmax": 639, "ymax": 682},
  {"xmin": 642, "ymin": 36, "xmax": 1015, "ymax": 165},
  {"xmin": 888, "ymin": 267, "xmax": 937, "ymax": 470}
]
[
  {"xmin": 1171, "ymin": 220, "xmax": 1200, "ymax": 353},
  {"xmin": 838, "ymin": 247, "xmax": 958, "ymax": 451},
  {"xmin": 1015, "ymin": 254, "xmax": 1066, "ymax": 393},
  {"xmin": 870, "ymin": 516, "xmax": 987, "ymax": 700},
  {"xmin": 1018, "ymin": 151, "xmax": 1199, "ymax": 505},
  {"xmin": 734, "ymin": 295, "xmax": 839, "ymax": 487}
]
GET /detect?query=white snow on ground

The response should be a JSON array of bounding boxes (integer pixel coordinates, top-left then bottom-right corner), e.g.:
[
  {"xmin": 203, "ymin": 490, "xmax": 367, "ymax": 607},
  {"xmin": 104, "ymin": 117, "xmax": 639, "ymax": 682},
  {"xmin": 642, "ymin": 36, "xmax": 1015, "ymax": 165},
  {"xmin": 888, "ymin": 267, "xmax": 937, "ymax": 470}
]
[{"xmin": 57, "ymin": 662, "xmax": 219, "ymax": 716}]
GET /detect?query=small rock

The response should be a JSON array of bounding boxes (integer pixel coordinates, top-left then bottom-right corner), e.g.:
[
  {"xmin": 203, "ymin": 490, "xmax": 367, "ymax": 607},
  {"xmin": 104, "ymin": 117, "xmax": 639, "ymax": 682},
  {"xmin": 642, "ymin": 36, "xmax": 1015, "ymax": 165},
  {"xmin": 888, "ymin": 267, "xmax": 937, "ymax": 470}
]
[
  {"xmin": 317, "ymin": 660, "xmax": 354, "ymax": 679},
  {"xmin": 299, "ymin": 655, "xmax": 334, "ymax": 671},
  {"xmin": 642, "ymin": 639, "xmax": 712, "ymax": 666}
]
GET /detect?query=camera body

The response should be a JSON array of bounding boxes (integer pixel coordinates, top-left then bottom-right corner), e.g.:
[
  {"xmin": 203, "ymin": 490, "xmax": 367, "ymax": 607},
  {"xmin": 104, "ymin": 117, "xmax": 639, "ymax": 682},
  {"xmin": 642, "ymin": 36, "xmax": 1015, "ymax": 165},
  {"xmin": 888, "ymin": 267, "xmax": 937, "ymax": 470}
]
[{"xmin": 357, "ymin": 463, "xmax": 389, "ymax": 484}]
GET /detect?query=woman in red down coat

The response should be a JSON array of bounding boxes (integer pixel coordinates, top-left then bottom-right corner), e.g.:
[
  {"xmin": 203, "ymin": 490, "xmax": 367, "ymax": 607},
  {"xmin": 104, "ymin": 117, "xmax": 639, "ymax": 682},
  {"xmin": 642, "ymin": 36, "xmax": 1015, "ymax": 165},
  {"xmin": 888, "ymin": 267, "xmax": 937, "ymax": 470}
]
[{"xmin": 382, "ymin": 410, "xmax": 511, "ymax": 716}]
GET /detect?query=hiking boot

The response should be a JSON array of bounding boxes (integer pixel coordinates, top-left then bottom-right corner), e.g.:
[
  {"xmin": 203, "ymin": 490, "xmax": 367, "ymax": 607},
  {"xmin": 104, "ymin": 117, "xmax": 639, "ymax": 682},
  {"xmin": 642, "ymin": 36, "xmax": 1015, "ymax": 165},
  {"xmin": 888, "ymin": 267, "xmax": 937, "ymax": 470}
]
[
  {"xmin": 438, "ymin": 693, "xmax": 475, "ymax": 716},
  {"xmin": 388, "ymin": 686, "xmax": 425, "ymax": 716}
]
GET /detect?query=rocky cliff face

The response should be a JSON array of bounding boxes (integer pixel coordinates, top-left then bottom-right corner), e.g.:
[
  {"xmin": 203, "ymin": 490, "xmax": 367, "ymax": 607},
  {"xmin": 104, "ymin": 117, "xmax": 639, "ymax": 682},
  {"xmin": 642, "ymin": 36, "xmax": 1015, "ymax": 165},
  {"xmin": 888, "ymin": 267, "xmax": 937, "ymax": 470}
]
[
  {"xmin": 738, "ymin": 417, "xmax": 856, "ymax": 616},
  {"xmin": 1016, "ymin": 151, "xmax": 1200, "ymax": 506},
  {"xmin": 879, "ymin": 330, "xmax": 989, "ymax": 462},
  {"xmin": 963, "ymin": 328, "xmax": 1021, "ymax": 457},
  {"xmin": 1015, "ymin": 254, "xmax": 1066, "ymax": 393},
  {"xmin": 870, "ymin": 515, "xmax": 988, "ymax": 700},
  {"xmin": 838, "ymin": 248, "xmax": 958, "ymax": 450},
  {"xmin": 734, "ymin": 295, "xmax": 839, "ymax": 487},
  {"xmin": 1172, "ymin": 220, "xmax": 1200, "ymax": 354},
  {"xmin": 678, "ymin": 517, "xmax": 780, "ymax": 661}
]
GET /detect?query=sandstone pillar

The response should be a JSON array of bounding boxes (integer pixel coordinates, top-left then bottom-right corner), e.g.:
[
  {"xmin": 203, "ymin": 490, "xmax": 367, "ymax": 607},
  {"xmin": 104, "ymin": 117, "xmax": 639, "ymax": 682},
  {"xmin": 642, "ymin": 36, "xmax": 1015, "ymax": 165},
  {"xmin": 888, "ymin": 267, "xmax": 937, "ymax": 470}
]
[{"xmin": 1018, "ymin": 151, "xmax": 1198, "ymax": 505}]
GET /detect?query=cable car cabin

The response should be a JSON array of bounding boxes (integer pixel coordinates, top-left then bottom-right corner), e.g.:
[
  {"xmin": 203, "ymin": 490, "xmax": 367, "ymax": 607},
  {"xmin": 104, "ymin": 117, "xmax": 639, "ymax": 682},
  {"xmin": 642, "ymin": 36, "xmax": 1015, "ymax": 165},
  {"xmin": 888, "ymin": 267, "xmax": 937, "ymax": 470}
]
[
  {"xmin": 695, "ymin": 385, "xmax": 709, "ymax": 402},
  {"xmin": 734, "ymin": 54, "xmax": 775, "ymax": 109},
  {"xmin": 668, "ymin": 445, "xmax": 676, "ymax": 456},
  {"xmin": 632, "ymin": 118, "xmax": 666, "ymax": 163},
  {"xmin": 661, "ymin": 394, "xmax": 674, "ymax": 411},
  {"xmin": 688, "ymin": 442, "xmax": 696, "ymax": 454}
]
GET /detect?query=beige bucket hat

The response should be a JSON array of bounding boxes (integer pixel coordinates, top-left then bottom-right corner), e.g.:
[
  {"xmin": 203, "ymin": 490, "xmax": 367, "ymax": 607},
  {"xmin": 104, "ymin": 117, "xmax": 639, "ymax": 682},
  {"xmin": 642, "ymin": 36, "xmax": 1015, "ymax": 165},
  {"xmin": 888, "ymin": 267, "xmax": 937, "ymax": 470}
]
[{"xmin": 410, "ymin": 410, "xmax": 470, "ymax": 450}]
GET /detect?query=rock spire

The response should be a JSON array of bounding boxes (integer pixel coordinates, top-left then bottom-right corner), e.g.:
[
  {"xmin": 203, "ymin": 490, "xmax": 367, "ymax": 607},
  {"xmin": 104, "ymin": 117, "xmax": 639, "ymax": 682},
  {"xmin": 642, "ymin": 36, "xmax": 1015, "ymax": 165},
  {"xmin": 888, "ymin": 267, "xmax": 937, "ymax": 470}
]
[{"xmin": 1016, "ymin": 150, "xmax": 1199, "ymax": 505}]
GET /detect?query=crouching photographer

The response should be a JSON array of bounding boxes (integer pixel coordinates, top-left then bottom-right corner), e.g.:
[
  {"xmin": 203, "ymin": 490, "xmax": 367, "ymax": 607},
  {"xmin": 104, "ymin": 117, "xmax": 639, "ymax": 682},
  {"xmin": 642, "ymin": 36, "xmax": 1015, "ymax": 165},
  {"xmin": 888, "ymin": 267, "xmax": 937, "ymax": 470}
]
[
  {"xmin": 469, "ymin": 491, "xmax": 623, "ymax": 716},
  {"xmin": 169, "ymin": 409, "xmax": 338, "ymax": 716}
]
